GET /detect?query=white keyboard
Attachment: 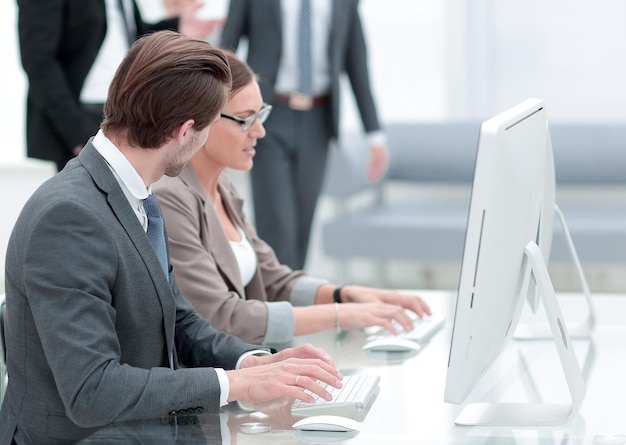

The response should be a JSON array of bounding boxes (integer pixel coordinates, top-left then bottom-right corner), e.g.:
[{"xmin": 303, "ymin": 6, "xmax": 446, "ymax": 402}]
[
  {"xmin": 291, "ymin": 374, "xmax": 380, "ymax": 418},
  {"xmin": 366, "ymin": 315, "xmax": 446, "ymax": 344}
]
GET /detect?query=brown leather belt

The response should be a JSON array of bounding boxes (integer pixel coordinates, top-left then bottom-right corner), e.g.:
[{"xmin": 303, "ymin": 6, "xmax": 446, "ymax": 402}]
[{"xmin": 274, "ymin": 93, "xmax": 330, "ymax": 111}]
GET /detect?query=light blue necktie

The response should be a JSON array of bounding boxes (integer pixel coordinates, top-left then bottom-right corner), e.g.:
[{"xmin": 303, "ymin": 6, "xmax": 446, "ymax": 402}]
[
  {"xmin": 298, "ymin": 0, "xmax": 313, "ymax": 95},
  {"xmin": 144, "ymin": 194, "xmax": 169, "ymax": 280},
  {"xmin": 144, "ymin": 194, "xmax": 175, "ymax": 369}
]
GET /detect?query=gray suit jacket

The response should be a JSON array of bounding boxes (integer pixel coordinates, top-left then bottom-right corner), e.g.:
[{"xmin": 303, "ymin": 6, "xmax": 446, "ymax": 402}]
[
  {"xmin": 153, "ymin": 165, "xmax": 325, "ymax": 345},
  {"xmin": 0, "ymin": 143, "xmax": 259, "ymax": 444},
  {"xmin": 220, "ymin": 0, "xmax": 381, "ymax": 138}
]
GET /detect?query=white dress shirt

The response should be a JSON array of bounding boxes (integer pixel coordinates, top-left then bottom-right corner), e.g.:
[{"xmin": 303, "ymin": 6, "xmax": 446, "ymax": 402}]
[
  {"xmin": 274, "ymin": 0, "xmax": 385, "ymax": 148},
  {"xmin": 274, "ymin": 0, "xmax": 331, "ymax": 96}
]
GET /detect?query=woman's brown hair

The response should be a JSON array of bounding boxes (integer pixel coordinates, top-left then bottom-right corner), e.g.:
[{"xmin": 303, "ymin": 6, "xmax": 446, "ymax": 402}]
[{"xmin": 222, "ymin": 50, "xmax": 258, "ymax": 98}]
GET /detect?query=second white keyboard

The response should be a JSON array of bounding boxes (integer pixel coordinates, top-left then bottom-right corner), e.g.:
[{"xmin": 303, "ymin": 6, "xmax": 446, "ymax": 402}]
[{"xmin": 366, "ymin": 315, "xmax": 446, "ymax": 344}]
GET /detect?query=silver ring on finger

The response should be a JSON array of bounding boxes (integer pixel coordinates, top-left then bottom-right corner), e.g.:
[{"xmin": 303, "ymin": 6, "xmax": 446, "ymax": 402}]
[{"xmin": 295, "ymin": 375, "xmax": 302, "ymax": 386}]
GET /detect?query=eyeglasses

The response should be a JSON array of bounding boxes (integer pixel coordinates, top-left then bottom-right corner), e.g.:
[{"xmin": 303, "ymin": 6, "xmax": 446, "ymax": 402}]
[{"xmin": 220, "ymin": 104, "xmax": 272, "ymax": 132}]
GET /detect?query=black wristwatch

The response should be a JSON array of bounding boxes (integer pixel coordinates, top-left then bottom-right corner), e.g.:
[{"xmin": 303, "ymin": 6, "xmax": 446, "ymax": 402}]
[{"xmin": 333, "ymin": 286, "xmax": 343, "ymax": 304}]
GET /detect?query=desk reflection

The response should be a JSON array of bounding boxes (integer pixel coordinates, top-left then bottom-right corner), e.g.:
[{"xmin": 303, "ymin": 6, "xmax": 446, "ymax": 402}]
[
  {"xmin": 77, "ymin": 292, "xmax": 626, "ymax": 445},
  {"xmin": 78, "ymin": 397, "xmax": 356, "ymax": 444}
]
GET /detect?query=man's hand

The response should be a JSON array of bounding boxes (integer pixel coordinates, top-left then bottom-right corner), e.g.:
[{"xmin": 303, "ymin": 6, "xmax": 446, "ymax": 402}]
[
  {"xmin": 228, "ymin": 344, "xmax": 342, "ymax": 404},
  {"xmin": 163, "ymin": 0, "xmax": 194, "ymax": 17},
  {"xmin": 366, "ymin": 144, "xmax": 388, "ymax": 182}
]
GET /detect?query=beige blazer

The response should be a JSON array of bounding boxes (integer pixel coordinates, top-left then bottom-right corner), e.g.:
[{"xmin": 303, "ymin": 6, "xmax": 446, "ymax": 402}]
[{"xmin": 153, "ymin": 164, "xmax": 323, "ymax": 344}]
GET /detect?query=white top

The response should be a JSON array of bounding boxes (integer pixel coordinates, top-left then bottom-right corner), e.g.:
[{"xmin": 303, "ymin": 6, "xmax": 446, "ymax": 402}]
[{"xmin": 228, "ymin": 227, "xmax": 258, "ymax": 287}]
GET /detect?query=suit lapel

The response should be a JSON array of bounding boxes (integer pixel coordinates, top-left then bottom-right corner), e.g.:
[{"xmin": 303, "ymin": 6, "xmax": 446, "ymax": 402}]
[
  {"xmin": 78, "ymin": 142, "xmax": 177, "ymax": 361},
  {"xmin": 178, "ymin": 166, "xmax": 247, "ymax": 298}
]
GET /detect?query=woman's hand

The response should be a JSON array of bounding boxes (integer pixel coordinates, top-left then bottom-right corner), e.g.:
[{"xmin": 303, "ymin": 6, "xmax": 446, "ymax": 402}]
[
  {"xmin": 340, "ymin": 285, "xmax": 432, "ymax": 319},
  {"xmin": 334, "ymin": 301, "xmax": 417, "ymax": 333}
]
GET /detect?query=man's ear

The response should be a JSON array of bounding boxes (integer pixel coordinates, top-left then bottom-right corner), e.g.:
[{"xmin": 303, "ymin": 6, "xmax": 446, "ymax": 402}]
[{"xmin": 172, "ymin": 119, "xmax": 196, "ymax": 145}]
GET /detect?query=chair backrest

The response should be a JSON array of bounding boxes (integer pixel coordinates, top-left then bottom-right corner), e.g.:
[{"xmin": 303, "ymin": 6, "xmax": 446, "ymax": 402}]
[
  {"xmin": 326, "ymin": 122, "xmax": 626, "ymax": 197},
  {"xmin": 323, "ymin": 122, "xmax": 481, "ymax": 200},
  {"xmin": 549, "ymin": 123, "xmax": 626, "ymax": 185}
]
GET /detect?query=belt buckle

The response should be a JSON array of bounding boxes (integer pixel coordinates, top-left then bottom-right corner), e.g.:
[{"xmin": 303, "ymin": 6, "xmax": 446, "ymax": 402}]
[{"xmin": 288, "ymin": 92, "xmax": 314, "ymax": 111}]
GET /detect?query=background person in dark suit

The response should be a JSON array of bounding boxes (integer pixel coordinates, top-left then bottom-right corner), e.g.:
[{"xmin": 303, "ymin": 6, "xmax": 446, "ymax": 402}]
[
  {"xmin": 220, "ymin": 0, "xmax": 388, "ymax": 270},
  {"xmin": 16, "ymin": 0, "xmax": 223, "ymax": 171},
  {"xmin": 0, "ymin": 31, "xmax": 341, "ymax": 444}
]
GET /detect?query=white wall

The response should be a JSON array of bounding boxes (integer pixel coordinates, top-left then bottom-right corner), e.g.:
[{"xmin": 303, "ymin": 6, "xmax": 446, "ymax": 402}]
[
  {"xmin": 459, "ymin": 0, "xmax": 626, "ymax": 122},
  {"xmin": 1, "ymin": 1, "xmax": 27, "ymax": 163},
  {"xmin": 0, "ymin": 161, "xmax": 56, "ymax": 291}
]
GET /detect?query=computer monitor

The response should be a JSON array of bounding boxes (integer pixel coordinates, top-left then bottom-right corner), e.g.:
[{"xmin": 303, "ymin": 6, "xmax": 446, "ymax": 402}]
[{"xmin": 444, "ymin": 98, "xmax": 586, "ymax": 426}]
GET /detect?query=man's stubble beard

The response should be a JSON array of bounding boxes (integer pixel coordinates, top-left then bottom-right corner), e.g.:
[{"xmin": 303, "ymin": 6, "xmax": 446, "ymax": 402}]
[{"xmin": 163, "ymin": 128, "xmax": 207, "ymax": 177}]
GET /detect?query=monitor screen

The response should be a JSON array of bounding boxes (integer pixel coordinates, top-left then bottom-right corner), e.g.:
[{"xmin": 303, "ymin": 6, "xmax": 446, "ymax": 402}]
[{"xmin": 443, "ymin": 98, "xmax": 585, "ymax": 426}]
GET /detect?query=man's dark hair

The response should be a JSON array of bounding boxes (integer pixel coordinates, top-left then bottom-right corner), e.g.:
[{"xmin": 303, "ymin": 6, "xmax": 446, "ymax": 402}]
[{"xmin": 102, "ymin": 30, "xmax": 232, "ymax": 148}]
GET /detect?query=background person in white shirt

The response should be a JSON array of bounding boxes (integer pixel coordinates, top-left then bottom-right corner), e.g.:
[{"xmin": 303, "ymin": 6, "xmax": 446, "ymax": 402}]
[{"xmin": 219, "ymin": 0, "xmax": 389, "ymax": 271}]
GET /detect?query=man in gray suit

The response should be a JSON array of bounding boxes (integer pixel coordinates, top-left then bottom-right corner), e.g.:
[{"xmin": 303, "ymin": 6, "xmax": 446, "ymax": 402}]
[
  {"xmin": 0, "ymin": 31, "xmax": 341, "ymax": 445},
  {"xmin": 221, "ymin": 0, "xmax": 388, "ymax": 270}
]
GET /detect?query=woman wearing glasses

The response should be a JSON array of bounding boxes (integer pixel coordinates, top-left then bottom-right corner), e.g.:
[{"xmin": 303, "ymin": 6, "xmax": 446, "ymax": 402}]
[{"xmin": 153, "ymin": 52, "xmax": 431, "ymax": 345}]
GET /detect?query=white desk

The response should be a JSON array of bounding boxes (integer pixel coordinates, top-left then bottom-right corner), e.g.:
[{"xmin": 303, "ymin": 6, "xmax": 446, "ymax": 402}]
[{"xmin": 79, "ymin": 290, "xmax": 626, "ymax": 444}]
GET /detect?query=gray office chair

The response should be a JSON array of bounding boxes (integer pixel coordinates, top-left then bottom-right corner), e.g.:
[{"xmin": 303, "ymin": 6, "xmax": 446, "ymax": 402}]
[{"xmin": 0, "ymin": 293, "xmax": 6, "ymax": 402}]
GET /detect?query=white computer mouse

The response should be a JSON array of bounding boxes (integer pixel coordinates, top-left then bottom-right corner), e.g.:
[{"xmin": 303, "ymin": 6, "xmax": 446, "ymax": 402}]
[
  {"xmin": 292, "ymin": 415, "xmax": 360, "ymax": 432},
  {"xmin": 361, "ymin": 337, "xmax": 421, "ymax": 353}
]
